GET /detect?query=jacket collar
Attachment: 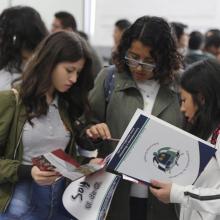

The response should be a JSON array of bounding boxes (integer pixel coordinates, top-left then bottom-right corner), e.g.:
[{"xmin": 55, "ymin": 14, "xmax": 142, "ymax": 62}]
[
  {"xmin": 114, "ymin": 71, "xmax": 137, "ymax": 91},
  {"xmin": 152, "ymin": 85, "xmax": 175, "ymax": 117},
  {"xmin": 114, "ymin": 71, "xmax": 175, "ymax": 117}
]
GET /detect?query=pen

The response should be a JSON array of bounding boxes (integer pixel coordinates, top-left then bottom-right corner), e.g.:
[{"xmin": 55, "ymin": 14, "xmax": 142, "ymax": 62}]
[{"xmin": 107, "ymin": 138, "xmax": 120, "ymax": 142}]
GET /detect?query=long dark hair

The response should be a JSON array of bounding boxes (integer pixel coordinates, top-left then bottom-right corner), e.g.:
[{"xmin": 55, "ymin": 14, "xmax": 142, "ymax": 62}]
[
  {"xmin": 113, "ymin": 16, "xmax": 182, "ymax": 84},
  {"xmin": 0, "ymin": 6, "xmax": 48, "ymax": 72},
  {"xmin": 181, "ymin": 59, "xmax": 220, "ymax": 140},
  {"xmin": 20, "ymin": 31, "xmax": 94, "ymax": 122}
]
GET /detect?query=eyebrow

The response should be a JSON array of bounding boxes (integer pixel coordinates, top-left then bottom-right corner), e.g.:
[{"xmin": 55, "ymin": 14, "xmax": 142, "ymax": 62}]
[{"xmin": 128, "ymin": 51, "xmax": 154, "ymax": 62}]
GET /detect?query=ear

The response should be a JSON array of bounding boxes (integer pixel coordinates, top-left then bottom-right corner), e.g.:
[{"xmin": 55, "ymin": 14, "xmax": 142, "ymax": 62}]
[{"xmin": 197, "ymin": 93, "xmax": 205, "ymax": 105}]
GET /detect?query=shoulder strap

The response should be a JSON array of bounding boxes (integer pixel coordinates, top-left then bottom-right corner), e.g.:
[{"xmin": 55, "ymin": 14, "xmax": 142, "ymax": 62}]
[
  {"xmin": 11, "ymin": 88, "xmax": 19, "ymax": 104},
  {"xmin": 104, "ymin": 65, "xmax": 116, "ymax": 103}
]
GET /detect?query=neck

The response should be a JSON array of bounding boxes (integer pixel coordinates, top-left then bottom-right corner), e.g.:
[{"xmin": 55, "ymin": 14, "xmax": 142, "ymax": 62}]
[{"xmin": 46, "ymin": 87, "xmax": 55, "ymax": 104}]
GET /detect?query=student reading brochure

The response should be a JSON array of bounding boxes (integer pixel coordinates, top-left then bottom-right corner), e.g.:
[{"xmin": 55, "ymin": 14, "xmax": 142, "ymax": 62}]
[{"xmin": 107, "ymin": 109, "xmax": 216, "ymax": 186}]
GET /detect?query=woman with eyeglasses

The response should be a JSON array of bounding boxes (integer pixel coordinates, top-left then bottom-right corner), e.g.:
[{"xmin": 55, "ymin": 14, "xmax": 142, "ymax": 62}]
[{"xmin": 84, "ymin": 16, "xmax": 182, "ymax": 220}]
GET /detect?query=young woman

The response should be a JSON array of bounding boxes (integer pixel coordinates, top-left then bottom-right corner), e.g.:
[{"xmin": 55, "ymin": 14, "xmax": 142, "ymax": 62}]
[
  {"xmin": 0, "ymin": 31, "xmax": 93, "ymax": 220},
  {"xmin": 84, "ymin": 16, "xmax": 182, "ymax": 220},
  {"xmin": 0, "ymin": 6, "xmax": 48, "ymax": 91},
  {"xmin": 150, "ymin": 59, "xmax": 220, "ymax": 220}
]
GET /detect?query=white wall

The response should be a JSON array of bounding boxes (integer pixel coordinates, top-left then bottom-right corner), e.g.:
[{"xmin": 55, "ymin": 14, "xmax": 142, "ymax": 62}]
[
  {"xmin": 0, "ymin": 0, "xmax": 84, "ymax": 31},
  {"xmin": 1, "ymin": 0, "xmax": 220, "ymax": 47},
  {"xmin": 91, "ymin": 0, "xmax": 220, "ymax": 46}
]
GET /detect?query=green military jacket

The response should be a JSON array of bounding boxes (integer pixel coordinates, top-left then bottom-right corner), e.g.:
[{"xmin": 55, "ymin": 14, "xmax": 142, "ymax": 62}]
[
  {"xmin": 88, "ymin": 67, "xmax": 183, "ymax": 220},
  {"xmin": 0, "ymin": 90, "xmax": 77, "ymax": 212}
]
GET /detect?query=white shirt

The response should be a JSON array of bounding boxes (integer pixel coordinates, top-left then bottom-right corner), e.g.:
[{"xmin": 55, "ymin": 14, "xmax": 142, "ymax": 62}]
[
  {"xmin": 130, "ymin": 80, "xmax": 160, "ymax": 198},
  {"xmin": 0, "ymin": 69, "xmax": 20, "ymax": 91},
  {"xmin": 171, "ymin": 135, "xmax": 220, "ymax": 220}
]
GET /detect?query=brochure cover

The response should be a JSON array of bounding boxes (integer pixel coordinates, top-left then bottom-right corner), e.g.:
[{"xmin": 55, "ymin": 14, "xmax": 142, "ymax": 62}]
[
  {"xmin": 62, "ymin": 170, "xmax": 121, "ymax": 220},
  {"xmin": 107, "ymin": 109, "xmax": 216, "ymax": 185},
  {"xmin": 32, "ymin": 149, "xmax": 103, "ymax": 181}
]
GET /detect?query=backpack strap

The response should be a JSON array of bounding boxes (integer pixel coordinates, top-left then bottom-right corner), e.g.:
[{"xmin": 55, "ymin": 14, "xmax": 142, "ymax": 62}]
[
  {"xmin": 211, "ymin": 125, "xmax": 220, "ymax": 145},
  {"xmin": 104, "ymin": 65, "xmax": 116, "ymax": 104}
]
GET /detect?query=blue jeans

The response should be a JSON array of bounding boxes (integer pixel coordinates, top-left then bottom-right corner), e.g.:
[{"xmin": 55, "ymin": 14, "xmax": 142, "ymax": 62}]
[{"xmin": 0, "ymin": 178, "xmax": 76, "ymax": 220}]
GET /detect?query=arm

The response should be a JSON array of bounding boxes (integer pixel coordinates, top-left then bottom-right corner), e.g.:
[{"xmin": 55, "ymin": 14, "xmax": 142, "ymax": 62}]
[{"xmin": 0, "ymin": 90, "xmax": 20, "ymax": 184}]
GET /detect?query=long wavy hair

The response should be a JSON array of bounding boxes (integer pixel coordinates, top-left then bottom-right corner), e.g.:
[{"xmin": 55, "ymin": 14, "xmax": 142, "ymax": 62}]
[
  {"xmin": 181, "ymin": 59, "xmax": 220, "ymax": 140},
  {"xmin": 20, "ymin": 31, "xmax": 94, "ymax": 122},
  {"xmin": 112, "ymin": 16, "xmax": 182, "ymax": 84},
  {"xmin": 0, "ymin": 6, "xmax": 48, "ymax": 73}
]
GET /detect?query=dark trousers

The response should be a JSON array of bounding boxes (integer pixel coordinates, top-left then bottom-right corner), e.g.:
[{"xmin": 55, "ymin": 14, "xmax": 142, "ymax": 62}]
[{"xmin": 130, "ymin": 197, "xmax": 148, "ymax": 220}]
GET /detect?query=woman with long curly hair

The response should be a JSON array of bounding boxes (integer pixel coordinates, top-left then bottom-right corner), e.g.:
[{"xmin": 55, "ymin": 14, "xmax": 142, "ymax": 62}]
[
  {"xmin": 84, "ymin": 16, "xmax": 183, "ymax": 220},
  {"xmin": 0, "ymin": 31, "xmax": 93, "ymax": 220}
]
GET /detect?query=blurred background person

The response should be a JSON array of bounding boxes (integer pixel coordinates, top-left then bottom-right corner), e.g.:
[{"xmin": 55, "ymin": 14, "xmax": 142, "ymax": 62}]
[
  {"xmin": 203, "ymin": 31, "xmax": 220, "ymax": 60},
  {"xmin": 171, "ymin": 22, "xmax": 189, "ymax": 56},
  {"xmin": 112, "ymin": 19, "xmax": 131, "ymax": 52},
  {"xmin": 51, "ymin": 11, "xmax": 103, "ymax": 79},
  {"xmin": 184, "ymin": 31, "xmax": 208, "ymax": 66},
  {"xmin": 0, "ymin": 6, "xmax": 48, "ymax": 91}
]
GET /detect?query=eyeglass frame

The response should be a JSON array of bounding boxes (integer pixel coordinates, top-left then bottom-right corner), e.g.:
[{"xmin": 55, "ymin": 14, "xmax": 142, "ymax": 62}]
[{"xmin": 124, "ymin": 54, "xmax": 156, "ymax": 71}]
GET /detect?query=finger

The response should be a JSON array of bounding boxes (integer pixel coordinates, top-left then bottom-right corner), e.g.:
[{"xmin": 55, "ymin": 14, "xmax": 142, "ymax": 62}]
[
  {"xmin": 89, "ymin": 158, "xmax": 104, "ymax": 165},
  {"xmin": 149, "ymin": 186, "xmax": 159, "ymax": 197},
  {"xmin": 96, "ymin": 124, "xmax": 108, "ymax": 139},
  {"xmin": 150, "ymin": 179, "xmax": 164, "ymax": 188},
  {"xmin": 88, "ymin": 126, "xmax": 100, "ymax": 139},
  {"xmin": 36, "ymin": 170, "xmax": 59, "ymax": 177},
  {"xmin": 86, "ymin": 128, "xmax": 94, "ymax": 138},
  {"xmin": 102, "ymin": 123, "xmax": 111, "ymax": 139}
]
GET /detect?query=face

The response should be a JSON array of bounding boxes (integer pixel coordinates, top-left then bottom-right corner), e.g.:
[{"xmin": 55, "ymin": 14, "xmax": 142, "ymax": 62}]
[
  {"xmin": 21, "ymin": 49, "xmax": 33, "ymax": 69},
  {"xmin": 113, "ymin": 26, "xmax": 123, "ymax": 47},
  {"xmin": 179, "ymin": 33, "xmax": 189, "ymax": 49},
  {"xmin": 50, "ymin": 58, "xmax": 85, "ymax": 93},
  {"xmin": 180, "ymin": 88, "xmax": 198, "ymax": 123},
  {"xmin": 127, "ymin": 40, "xmax": 155, "ymax": 81},
  {"xmin": 209, "ymin": 46, "xmax": 220, "ymax": 57},
  {"xmin": 51, "ymin": 18, "xmax": 63, "ymax": 33}
]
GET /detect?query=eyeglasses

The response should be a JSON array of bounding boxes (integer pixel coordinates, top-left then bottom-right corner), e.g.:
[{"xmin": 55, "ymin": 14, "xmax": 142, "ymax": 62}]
[{"xmin": 124, "ymin": 56, "xmax": 156, "ymax": 71}]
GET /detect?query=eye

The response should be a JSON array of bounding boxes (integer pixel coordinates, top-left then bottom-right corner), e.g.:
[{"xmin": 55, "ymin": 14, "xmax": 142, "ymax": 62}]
[
  {"xmin": 66, "ymin": 68, "xmax": 74, "ymax": 74},
  {"xmin": 181, "ymin": 98, "xmax": 186, "ymax": 103}
]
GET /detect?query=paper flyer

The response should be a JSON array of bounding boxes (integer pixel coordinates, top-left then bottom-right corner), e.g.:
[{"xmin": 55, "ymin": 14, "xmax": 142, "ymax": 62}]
[{"xmin": 32, "ymin": 149, "xmax": 103, "ymax": 181}]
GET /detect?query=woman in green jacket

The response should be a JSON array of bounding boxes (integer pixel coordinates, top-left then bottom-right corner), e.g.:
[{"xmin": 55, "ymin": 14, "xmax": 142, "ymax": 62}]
[
  {"xmin": 86, "ymin": 16, "xmax": 183, "ymax": 220},
  {"xmin": 0, "ymin": 31, "xmax": 93, "ymax": 220}
]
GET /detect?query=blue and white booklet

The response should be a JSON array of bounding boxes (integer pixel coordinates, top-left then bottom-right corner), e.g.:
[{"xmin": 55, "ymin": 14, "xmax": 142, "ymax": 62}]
[
  {"xmin": 62, "ymin": 170, "xmax": 120, "ymax": 220},
  {"xmin": 107, "ymin": 109, "xmax": 216, "ymax": 186}
]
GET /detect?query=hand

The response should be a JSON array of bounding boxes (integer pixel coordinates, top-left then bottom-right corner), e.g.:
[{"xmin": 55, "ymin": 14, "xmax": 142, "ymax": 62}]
[
  {"xmin": 31, "ymin": 166, "xmax": 61, "ymax": 186},
  {"xmin": 149, "ymin": 179, "xmax": 172, "ymax": 204},
  {"xmin": 89, "ymin": 158, "xmax": 104, "ymax": 165},
  {"xmin": 86, "ymin": 123, "xmax": 111, "ymax": 140}
]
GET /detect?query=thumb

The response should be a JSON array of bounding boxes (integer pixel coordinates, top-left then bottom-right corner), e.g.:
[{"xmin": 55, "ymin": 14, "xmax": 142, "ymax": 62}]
[{"xmin": 150, "ymin": 179, "xmax": 165, "ymax": 189}]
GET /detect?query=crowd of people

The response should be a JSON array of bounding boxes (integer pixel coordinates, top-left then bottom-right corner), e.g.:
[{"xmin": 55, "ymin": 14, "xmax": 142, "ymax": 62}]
[{"xmin": 0, "ymin": 4, "xmax": 220, "ymax": 220}]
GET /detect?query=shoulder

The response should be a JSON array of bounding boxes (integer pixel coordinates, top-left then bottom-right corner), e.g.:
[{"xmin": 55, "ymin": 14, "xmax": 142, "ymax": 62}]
[{"xmin": 0, "ymin": 90, "xmax": 16, "ymax": 111}]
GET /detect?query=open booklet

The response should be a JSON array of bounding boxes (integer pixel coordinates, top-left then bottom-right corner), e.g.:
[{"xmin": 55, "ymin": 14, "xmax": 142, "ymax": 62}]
[
  {"xmin": 32, "ymin": 149, "xmax": 104, "ymax": 181},
  {"xmin": 107, "ymin": 108, "xmax": 217, "ymax": 186},
  {"xmin": 32, "ymin": 149, "xmax": 120, "ymax": 220}
]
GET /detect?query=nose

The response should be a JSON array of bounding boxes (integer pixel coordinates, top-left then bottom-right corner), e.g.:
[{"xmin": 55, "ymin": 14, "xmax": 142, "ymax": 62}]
[
  {"xmin": 180, "ymin": 104, "xmax": 185, "ymax": 113},
  {"xmin": 136, "ymin": 64, "xmax": 143, "ymax": 71},
  {"xmin": 69, "ymin": 72, "xmax": 78, "ymax": 84}
]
